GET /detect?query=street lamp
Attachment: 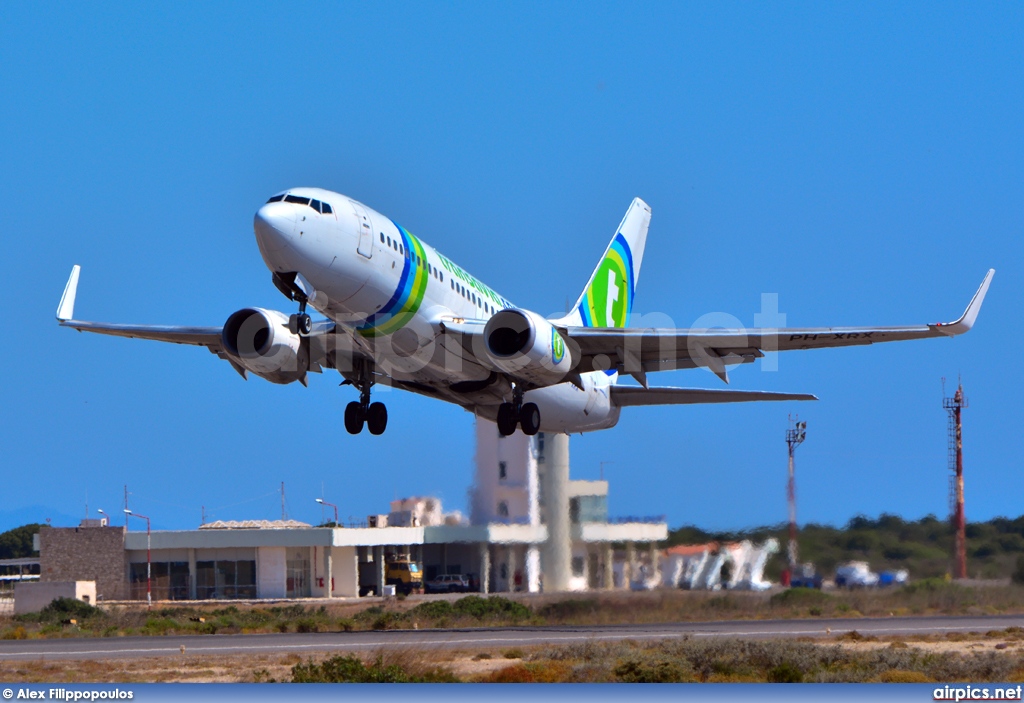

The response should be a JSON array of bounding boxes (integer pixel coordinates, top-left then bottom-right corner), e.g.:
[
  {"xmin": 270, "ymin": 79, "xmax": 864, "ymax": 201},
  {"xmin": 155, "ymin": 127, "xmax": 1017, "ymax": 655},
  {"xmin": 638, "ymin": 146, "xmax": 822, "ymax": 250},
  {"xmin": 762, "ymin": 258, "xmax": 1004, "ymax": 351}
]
[
  {"xmin": 316, "ymin": 498, "xmax": 339, "ymax": 526},
  {"xmin": 785, "ymin": 418, "xmax": 808, "ymax": 578},
  {"xmin": 96, "ymin": 508, "xmax": 108, "ymax": 526},
  {"xmin": 124, "ymin": 509, "xmax": 151, "ymax": 609}
]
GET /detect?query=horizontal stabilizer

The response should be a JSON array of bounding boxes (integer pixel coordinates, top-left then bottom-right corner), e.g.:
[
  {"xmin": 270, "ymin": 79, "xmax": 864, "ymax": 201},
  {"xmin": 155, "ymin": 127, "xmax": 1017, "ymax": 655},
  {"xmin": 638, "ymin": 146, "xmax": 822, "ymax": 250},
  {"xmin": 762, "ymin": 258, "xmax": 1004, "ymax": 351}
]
[{"xmin": 611, "ymin": 385, "xmax": 817, "ymax": 407}]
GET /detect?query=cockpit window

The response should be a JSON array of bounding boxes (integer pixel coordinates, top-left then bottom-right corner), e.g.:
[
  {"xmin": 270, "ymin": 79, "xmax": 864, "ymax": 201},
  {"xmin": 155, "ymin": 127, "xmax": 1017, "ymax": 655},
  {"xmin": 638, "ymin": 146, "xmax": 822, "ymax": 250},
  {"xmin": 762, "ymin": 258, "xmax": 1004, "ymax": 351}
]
[
  {"xmin": 321, "ymin": 202, "xmax": 333, "ymax": 214},
  {"xmin": 310, "ymin": 199, "xmax": 322, "ymax": 211},
  {"xmin": 285, "ymin": 194, "xmax": 310, "ymax": 205},
  {"xmin": 266, "ymin": 194, "xmax": 285, "ymax": 203}
]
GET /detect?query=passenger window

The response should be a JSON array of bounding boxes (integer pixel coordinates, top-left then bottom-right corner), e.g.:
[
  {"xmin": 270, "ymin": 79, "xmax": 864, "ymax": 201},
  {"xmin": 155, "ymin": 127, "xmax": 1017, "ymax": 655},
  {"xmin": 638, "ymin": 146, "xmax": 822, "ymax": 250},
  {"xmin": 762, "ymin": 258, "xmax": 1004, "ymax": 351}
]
[
  {"xmin": 321, "ymin": 202, "xmax": 333, "ymax": 214},
  {"xmin": 380, "ymin": 233, "xmax": 385, "ymax": 243},
  {"xmin": 400, "ymin": 244, "xmax": 405, "ymax": 256},
  {"xmin": 266, "ymin": 194, "xmax": 284, "ymax": 203},
  {"xmin": 284, "ymin": 194, "xmax": 310, "ymax": 205}
]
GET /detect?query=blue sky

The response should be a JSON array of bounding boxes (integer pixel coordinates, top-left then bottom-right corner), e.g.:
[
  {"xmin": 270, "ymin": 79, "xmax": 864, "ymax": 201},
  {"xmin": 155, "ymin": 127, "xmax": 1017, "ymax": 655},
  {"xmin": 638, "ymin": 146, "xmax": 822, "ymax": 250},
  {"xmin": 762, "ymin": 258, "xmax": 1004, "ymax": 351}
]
[{"xmin": 1, "ymin": 4, "xmax": 1020, "ymax": 533}]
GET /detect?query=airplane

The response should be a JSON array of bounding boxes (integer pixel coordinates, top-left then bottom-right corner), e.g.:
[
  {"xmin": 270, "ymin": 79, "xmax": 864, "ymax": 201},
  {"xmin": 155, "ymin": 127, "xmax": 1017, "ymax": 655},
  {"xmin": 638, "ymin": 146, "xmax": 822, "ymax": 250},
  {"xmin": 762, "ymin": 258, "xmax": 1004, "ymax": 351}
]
[{"xmin": 56, "ymin": 189, "xmax": 994, "ymax": 436}]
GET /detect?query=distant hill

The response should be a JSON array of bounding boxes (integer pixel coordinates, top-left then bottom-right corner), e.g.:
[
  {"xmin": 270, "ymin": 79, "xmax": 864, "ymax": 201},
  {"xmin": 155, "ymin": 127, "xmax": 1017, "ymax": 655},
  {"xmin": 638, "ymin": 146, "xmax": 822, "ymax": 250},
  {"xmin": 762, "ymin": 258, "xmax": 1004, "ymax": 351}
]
[
  {"xmin": 666, "ymin": 513, "xmax": 1024, "ymax": 581},
  {"xmin": 0, "ymin": 506, "xmax": 84, "ymax": 534}
]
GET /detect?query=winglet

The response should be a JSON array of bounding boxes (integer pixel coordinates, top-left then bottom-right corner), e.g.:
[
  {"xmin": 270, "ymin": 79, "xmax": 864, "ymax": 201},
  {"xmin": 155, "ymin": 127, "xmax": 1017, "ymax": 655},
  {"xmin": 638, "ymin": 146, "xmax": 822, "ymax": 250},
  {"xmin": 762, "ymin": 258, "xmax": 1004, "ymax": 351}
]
[
  {"xmin": 56, "ymin": 265, "xmax": 81, "ymax": 321},
  {"xmin": 933, "ymin": 269, "xmax": 994, "ymax": 337}
]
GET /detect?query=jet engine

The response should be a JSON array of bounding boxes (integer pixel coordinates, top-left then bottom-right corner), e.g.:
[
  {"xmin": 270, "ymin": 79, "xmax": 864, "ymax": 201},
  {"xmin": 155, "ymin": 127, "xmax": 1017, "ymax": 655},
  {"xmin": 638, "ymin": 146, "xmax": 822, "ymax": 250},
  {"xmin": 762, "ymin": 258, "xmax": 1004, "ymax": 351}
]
[
  {"xmin": 222, "ymin": 308, "xmax": 307, "ymax": 384},
  {"xmin": 483, "ymin": 308, "xmax": 572, "ymax": 387}
]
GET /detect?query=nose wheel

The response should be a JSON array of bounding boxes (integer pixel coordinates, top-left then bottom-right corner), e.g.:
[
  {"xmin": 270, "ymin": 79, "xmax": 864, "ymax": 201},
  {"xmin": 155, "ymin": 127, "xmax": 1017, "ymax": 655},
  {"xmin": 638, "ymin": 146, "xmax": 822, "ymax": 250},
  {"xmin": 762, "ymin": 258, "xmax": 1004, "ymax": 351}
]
[
  {"xmin": 343, "ymin": 360, "xmax": 388, "ymax": 435},
  {"xmin": 273, "ymin": 272, "xmax": 314, "ymax": 336},
  {"xmin": 496, "ymin": 386, "xmax": 540, "ymax": 436}
]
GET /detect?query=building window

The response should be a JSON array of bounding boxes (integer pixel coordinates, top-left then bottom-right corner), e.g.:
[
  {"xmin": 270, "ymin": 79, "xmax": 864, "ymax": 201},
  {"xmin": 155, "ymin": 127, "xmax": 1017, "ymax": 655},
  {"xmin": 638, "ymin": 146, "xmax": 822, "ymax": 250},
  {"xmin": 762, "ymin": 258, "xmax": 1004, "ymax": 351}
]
[
  {"xmin": 498, "ymin": 461, "xmax": 507, "ymax": 480},
  {"xmin": 572, "ymin": 556, "xmax": 585, "ymax": 577},
  {"xmin": 498, "ymin": 501, "xmax": 509, "ymax": 518},
  {"xmin": 194, "ymin": 559, "xmax": 257, "ymax": 600}
]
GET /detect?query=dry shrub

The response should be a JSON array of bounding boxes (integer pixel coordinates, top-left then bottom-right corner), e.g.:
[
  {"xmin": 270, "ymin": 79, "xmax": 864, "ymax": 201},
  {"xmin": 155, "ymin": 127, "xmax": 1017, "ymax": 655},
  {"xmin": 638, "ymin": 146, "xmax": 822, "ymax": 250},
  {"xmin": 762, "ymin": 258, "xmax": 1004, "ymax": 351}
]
[
  {"xmin": 875, "ymin": 670, "xmax": 935, "ymax": 683},
  {"xmin": 484, "ymin": 661, "xmax": 569, "ymax": 683},
  {"xmin": 614, "ymin": 658, "xmax": 695, "ymax": 683},
  {"xmin": 290, "ymin": 651, "xmax": 459, "ymax": 683},
  {"xmin": 485, "ymin": 664, "xmax": 535, "ymax": 683}
]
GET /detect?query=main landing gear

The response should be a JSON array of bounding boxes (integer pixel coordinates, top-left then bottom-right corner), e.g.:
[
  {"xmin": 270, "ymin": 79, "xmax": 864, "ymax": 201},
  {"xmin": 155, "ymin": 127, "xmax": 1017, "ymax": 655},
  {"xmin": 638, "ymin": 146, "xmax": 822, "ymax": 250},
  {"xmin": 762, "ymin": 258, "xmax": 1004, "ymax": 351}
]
[
  {"xmin": 344, "ymin": 361, "xmax": 388, "ymax": 435},
  {"xmin": 496, "ymin": 386, "xmax": 540, "ymax": 437},
  {"xmin": 288, "ymin": 308, "xmax": 312, "ymax": 336}
]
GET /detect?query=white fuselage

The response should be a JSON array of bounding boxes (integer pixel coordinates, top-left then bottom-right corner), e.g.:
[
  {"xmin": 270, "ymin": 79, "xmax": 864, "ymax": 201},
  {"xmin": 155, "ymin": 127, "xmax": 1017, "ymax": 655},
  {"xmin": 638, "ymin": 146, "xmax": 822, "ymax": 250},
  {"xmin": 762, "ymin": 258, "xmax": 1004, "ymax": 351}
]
[{"xmin": 252, "ymin": 187, "xmax": 620, "ymax": 433}]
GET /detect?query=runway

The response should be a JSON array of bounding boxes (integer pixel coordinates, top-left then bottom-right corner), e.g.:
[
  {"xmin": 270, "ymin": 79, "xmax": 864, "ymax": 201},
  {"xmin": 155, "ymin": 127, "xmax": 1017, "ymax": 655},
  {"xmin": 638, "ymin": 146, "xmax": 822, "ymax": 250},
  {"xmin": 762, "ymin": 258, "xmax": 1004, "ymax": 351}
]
[{"xmin": 1, "ymin": 614, "xmax": 1022, "ymax": 661}]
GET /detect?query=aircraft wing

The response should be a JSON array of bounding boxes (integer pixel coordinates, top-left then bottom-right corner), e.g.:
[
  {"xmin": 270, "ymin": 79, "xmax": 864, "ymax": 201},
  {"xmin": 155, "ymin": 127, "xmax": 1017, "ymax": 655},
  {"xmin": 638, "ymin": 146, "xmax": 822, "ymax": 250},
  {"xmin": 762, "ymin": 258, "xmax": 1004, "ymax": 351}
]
[
  {"xmin": 55, "ymin": 265, "xmax": 341, "ymax": 376},
  {"xmin": 564, "ymin": 269, "xmax": 994, "ymax": 385},
  {"xmin": 611, "ymin": 386, "xmax": 817, "ymax": 406}
]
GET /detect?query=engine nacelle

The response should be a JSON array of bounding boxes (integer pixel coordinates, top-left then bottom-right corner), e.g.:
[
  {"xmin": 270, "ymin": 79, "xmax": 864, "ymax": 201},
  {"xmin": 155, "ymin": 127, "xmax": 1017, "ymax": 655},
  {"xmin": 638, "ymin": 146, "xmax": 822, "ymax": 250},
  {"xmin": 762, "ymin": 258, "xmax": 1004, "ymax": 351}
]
[
  {"xmin": 483, "ymin": 308, "xmax": 572, "ymax": 387},
  {"xmin": 222, "ymin": 308, "xmax": 307, "ymax": 384}
]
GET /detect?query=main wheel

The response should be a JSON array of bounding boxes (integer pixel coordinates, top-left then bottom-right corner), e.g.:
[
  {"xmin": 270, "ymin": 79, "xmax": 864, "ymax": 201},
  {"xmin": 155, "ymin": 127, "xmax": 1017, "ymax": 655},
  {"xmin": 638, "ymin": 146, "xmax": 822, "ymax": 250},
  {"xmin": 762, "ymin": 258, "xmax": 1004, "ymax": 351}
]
[
  {"xmin": 496, "ymin": 402, "xmax": 518, "ymax": 436},
  {"xmin": 344, "ymin": 401, "xmax": 364, "ymax": 434},
  {"xmin": 297, "ymin": 313, "xmax": 312, "ymax": 335},
  {"xmin": 519, "ymin": 402, "xmax": 540, "ymax": 436},
  {"xmin": 366, "ymin": 402, "xmax": 388, "ymax": 435}
]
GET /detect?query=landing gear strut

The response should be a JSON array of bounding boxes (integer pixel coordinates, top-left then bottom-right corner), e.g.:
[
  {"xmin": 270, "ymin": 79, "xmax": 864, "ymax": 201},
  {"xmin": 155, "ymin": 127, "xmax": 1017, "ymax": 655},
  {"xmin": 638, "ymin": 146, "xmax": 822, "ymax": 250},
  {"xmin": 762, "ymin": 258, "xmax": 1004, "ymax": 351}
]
[
  {"xmin": 273, "ymin": 272, "xmax": 313, "ymax": 335},
  {"xmin": 497, "ymin": 385, "xmax": 540, "ymax": 437},
  {"xmin": 344, "ymin": 359, "xmax": 388, "ymax": 435}
]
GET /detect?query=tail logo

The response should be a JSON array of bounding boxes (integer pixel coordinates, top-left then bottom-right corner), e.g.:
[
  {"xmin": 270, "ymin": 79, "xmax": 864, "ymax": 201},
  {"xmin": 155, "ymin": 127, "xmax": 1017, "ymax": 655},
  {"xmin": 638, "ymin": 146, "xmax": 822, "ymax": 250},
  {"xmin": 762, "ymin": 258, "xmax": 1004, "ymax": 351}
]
[{"xmin": 579, "ymin": 233, "xmax": 634, "ymax": 328}]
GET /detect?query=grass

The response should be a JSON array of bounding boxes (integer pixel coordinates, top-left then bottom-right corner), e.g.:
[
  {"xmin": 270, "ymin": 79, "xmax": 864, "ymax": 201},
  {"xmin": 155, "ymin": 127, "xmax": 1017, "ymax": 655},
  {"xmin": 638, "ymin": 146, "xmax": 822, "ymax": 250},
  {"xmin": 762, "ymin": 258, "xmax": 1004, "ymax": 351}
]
[
  {"xmin": 272, "ymin": 633, "xmax": 1024, "ymax": 683},
  {"xmin": 2, "ymin": 629, "xmax": 1022, "ymax": 683},
  {"xmin": 3, "ymin": 584, "xmax": 1024, "ymax": 641}
]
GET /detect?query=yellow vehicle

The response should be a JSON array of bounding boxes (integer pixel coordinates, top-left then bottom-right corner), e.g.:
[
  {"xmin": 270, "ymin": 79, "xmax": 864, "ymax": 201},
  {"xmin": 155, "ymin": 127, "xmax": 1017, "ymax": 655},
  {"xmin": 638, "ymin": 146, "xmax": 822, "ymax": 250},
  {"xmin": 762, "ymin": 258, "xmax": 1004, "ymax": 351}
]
[{"xmin": 385, "ymin": 558, "xmax": 423, "ymax": 595}]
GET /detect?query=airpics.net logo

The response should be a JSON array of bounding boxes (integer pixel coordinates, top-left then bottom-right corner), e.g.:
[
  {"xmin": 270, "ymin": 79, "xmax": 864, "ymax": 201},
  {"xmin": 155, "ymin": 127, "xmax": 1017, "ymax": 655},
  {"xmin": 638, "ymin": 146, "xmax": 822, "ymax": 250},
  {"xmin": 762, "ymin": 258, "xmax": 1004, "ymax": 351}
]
[{"xmin": 933, "ymin": 685, "xmax": 1023, "ymax": 701}]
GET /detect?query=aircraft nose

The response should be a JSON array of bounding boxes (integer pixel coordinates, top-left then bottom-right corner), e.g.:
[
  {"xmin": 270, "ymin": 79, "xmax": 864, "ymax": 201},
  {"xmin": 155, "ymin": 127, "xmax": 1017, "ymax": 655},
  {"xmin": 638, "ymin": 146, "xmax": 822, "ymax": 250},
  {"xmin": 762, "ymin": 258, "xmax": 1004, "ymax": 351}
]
[{"xmin": 253, "ymin": 203, "xmax": 295, "ymax": 253}]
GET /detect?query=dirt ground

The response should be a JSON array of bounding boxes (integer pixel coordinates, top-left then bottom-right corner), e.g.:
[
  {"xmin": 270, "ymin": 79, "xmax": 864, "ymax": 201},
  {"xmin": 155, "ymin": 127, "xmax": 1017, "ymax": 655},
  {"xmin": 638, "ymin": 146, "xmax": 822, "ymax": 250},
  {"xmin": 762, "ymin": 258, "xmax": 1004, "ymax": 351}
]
[{"xmin": 2, "ymin": 632, "xmax": 1021, "ymax": 683}]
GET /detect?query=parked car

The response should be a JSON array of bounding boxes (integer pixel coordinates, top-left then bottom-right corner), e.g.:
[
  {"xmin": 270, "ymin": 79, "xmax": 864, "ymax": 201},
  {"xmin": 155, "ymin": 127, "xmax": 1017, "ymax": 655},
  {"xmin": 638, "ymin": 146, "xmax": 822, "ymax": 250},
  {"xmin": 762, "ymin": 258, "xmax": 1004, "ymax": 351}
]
[{"xmin": 425, "ymin": 574, "xmax": 471, "ymax": 593}]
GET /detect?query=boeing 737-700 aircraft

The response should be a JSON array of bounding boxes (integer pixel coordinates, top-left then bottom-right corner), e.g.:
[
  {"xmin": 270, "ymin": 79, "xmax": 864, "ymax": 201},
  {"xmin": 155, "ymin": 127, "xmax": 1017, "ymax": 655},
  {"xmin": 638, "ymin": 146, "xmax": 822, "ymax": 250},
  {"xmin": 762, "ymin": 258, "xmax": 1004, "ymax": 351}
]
[{"xmin": 56, "ymin": 189, "xmax": 993, "ymax": 436}]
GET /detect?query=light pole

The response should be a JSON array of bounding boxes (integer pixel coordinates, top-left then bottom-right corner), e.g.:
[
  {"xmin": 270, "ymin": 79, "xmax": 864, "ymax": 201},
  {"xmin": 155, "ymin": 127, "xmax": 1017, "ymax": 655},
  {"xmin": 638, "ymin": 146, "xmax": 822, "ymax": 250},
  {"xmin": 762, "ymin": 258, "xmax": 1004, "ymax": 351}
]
[
  {"xmin": 124, "ymin": 509, "xmax": 151, "ymax": 609},
  {"xmin": 316, "ymin": 498, "xmax": 339, "ymax": 526},
  {"xmin": 785, "ymin": 418, "xmax": 808, "ymax": 579}
]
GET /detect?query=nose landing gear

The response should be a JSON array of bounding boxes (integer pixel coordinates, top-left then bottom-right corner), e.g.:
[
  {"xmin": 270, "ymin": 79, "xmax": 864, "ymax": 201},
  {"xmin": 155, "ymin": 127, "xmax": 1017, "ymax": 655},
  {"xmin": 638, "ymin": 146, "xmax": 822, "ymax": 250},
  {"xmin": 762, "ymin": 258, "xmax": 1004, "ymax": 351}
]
[
  {"xmin": 343, "ymin": 359, "xmax": 388, "ymax": 435},
  {"xmin": 273, "ymin": 272, "xmax": 314, "ymax": 336},
  {"xmin": 496, "ymin": 386, "xmax": 540, "ymax": 437}
]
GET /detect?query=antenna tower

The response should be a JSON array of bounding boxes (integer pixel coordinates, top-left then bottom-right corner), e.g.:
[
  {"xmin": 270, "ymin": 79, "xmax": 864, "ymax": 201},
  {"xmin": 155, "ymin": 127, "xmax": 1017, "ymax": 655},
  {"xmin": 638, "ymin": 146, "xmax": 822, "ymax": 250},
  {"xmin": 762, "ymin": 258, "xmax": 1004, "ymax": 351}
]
[
  {"xmin": 785, "ymin": 416, "xmax": 808, "ymax": 575},
  {"xmin": 943, "ymin": 378, "xmax": 968, "ymax": 579}
]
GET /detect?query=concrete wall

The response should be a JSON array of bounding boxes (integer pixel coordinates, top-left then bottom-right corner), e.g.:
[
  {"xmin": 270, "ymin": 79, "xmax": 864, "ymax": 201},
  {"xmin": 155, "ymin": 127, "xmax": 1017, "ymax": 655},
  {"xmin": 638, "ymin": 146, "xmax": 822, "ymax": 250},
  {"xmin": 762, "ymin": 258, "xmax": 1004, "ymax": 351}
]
[
  {"xmin": 257, "ymin": 547, "xmax": 286, "ymax": 599},
  {"xmin": 15, "ymin": 581, "xmax": 96, "ymax": 615},
  {"xmin": 330, "ymin": 546, "xmax": 358, "ymax": 597},
  {"xmin": 39, "ymin": 526, "xmax": 126, "ymax": 601}
]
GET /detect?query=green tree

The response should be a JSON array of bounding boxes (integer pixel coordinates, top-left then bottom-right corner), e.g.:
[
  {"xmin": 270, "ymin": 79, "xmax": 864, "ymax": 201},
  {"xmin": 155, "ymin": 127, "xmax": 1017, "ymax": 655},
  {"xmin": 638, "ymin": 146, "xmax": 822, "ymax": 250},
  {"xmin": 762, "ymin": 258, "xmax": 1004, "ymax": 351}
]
[{"xmin": 0, "ymin": 524, "xmax": 43, "ymax": 559}]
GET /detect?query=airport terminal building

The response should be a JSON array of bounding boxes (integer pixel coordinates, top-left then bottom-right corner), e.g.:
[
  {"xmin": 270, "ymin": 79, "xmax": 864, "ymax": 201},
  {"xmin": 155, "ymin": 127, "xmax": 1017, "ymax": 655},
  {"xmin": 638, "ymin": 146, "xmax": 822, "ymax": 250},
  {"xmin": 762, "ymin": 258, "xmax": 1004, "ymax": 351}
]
[{"xmin": 34, "ymin": 424, "xmax": 666, "ymax": 602}]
